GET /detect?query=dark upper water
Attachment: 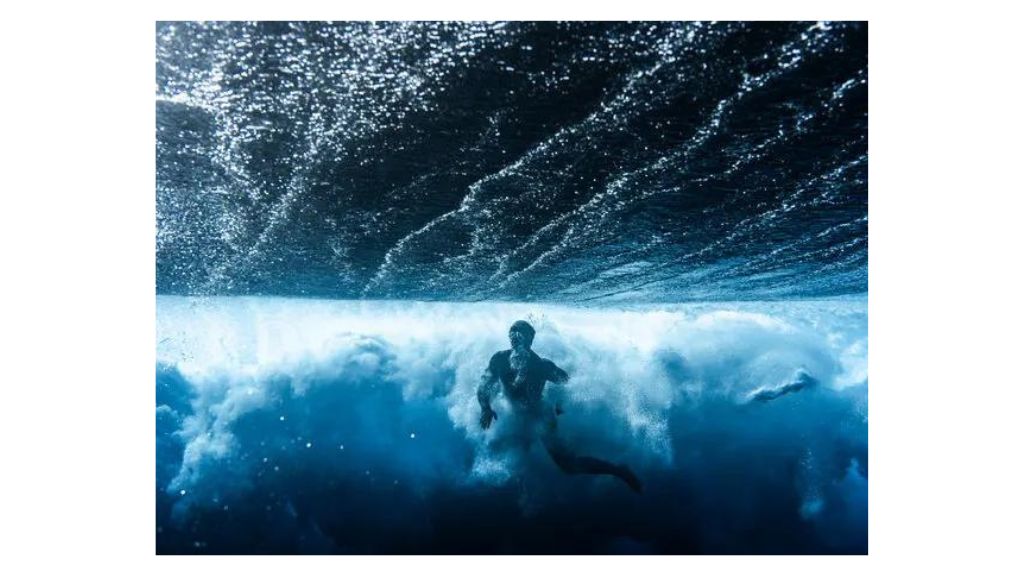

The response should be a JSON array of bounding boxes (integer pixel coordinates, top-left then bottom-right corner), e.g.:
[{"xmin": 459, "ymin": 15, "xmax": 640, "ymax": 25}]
[{"xmin": 156, "ymin": 21, "xmax": 867, "ymax": 302}]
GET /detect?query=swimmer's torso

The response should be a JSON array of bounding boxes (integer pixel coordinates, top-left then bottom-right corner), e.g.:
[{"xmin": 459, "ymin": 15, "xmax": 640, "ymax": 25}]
[{"xmin": 489, "ymin": 349, "xmax": 566, "ymax": 410}]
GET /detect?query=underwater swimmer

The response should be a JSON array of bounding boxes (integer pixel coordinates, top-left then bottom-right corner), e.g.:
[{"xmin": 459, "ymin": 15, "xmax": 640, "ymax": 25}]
[{"xmin": 477, "ymin": 320, "xmax": 643, "ymax": 493}]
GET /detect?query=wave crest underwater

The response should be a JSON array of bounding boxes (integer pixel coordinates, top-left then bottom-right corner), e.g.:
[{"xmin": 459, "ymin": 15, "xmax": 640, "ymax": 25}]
[{"xmin": 156, "ymin": 296, "xmax": 866, "ymax": 553}]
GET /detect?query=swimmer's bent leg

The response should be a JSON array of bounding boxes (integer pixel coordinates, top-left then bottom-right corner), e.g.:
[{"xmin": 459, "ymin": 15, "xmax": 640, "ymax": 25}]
[{"xmin": 542, "ymin": 434, "xmax": 643, "ymax": 493}]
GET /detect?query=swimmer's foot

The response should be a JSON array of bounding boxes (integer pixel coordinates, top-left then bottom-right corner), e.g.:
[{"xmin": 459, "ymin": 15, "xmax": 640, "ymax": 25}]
[{"xmin": 615, "ymin": 465, "xmax": 643, "ymax": 494}]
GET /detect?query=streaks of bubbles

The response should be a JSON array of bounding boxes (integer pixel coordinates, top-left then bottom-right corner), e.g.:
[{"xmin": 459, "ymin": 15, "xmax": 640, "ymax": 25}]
[{"xmin": 156, "ymin": 21, "xmax": 867, "ymax": 302}]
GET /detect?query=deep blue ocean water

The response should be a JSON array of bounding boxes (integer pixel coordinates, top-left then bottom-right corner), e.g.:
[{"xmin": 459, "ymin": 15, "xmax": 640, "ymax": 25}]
[{"xmin": 156, "ymin": 21, "xmax": 867, "ymax": 554}]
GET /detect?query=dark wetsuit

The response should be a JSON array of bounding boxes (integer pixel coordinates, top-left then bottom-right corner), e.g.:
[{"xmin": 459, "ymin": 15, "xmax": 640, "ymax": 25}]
[
  {"xmin": 487, "ymin": 349, "xmax": 567, "ymax": 412},
  {"xmin": 479, "ymin": 349, "xmax": 642, "ymax": 492}
]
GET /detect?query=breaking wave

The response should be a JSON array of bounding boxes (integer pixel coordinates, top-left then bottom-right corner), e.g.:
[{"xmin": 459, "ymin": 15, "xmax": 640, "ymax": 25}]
[{"xmin": 156, "ymin": 295, "xmax": 866, "ymax": 553}]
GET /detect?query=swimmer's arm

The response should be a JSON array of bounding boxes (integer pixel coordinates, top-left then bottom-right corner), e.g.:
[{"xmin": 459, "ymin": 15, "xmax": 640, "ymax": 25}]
[
  {"xmin": 477, "ymin": 368, "xmax": 499, "ymax": 428},
  {"xmin": 545, "ymin": 361, "xmax": 569, "ymax": 415},
  {"xmin": 548, "ymin": 362, "xmax": 569, "ymax": 384},
  {"xmin": 477, "ymin": 368, "xmax": 499, "ymax": 411}
]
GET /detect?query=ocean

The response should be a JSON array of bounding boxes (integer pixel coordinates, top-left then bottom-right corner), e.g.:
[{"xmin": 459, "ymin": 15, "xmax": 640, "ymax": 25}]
[{"xmin": 156, "ymin": 21, "xmax": 868, "ymax": 554}]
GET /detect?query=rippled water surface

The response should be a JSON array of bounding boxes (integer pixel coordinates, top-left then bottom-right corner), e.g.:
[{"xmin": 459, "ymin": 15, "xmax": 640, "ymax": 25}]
[{"xmin": 156, "ymin": 21, "xmax": 867, "ymax": 302}]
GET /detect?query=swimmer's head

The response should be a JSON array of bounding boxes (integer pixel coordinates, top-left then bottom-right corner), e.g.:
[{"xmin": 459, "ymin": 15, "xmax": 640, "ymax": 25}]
[{"xmin": 508, "ymin": 320, "xmax": 535, "ymax": 350}]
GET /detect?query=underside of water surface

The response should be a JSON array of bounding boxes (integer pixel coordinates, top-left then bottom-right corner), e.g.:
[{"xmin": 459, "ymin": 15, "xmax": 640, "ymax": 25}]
[{"xmin": 156, "ymin": 21, "xmax": 868, "ymax": 554}]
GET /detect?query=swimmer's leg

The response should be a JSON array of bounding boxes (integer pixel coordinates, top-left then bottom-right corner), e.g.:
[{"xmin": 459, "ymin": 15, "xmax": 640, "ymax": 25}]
[{"xmin": 542, "ymin": 428, "xmax": 643, "ymax": 493}]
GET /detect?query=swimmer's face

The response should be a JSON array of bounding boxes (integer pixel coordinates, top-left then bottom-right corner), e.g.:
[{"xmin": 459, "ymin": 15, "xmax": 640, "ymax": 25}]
[{"xmin": 509, "ymin": 328, "xmax": 529, "ymax": 349}]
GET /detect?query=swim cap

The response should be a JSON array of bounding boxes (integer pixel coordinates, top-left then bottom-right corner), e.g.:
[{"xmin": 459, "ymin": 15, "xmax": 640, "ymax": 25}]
[{"xmin": 509, "ymin": 320, "xmax": 536, "ymax": 344}]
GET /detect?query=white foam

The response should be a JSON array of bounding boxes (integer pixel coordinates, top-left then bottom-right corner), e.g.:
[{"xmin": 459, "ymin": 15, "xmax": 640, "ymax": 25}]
[{"xmin": 157, "ymin": 295, "xmax": 867, "ymax": 492}]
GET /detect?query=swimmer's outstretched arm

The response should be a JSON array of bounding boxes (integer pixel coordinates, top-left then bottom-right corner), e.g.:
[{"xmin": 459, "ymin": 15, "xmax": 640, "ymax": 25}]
[
  {"xmin": 477, "ymin": 368, "xmax": 499, "ymax": 429},
  {"xmin": 548, "ymin": 362, "xmax": 569, "ymax": 383},
  {"xmin": 545, "ymin": 361, "xmax": 569, "ymax": 416}
]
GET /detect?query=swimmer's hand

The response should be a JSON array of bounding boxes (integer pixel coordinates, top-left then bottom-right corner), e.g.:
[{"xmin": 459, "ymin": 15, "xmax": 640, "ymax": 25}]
[{"xmin": 480, "ymin": 407, "xmax": 498, "ymax": 429}]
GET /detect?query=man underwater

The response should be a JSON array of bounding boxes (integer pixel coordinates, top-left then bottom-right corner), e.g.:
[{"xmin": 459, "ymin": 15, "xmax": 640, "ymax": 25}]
[{"xmin": 477, "ymin": 320, "xmax": 643, "ymax": 493}]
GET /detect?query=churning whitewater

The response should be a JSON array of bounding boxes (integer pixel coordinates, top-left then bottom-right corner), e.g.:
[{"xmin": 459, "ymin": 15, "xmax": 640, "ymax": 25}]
[{"xmin": 157, "ymin": 297, "xmax": 866, "ymax": 553}]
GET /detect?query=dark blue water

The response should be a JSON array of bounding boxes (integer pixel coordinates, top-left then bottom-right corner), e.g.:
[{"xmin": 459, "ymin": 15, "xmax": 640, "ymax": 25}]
[
  {"xmin": 155, "ymin": 22, "xmax": 868, "ymax": 554},
  {"xmin": 156, "ymin": 21, "xmax": 866, "ymax": 303}
]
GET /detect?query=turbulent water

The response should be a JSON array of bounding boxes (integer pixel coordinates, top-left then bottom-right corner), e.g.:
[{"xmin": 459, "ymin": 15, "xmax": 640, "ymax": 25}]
[
  {"xmin": 157, "ymin": 296, "xmax": 867, "ymax": 554},
  {"xmin": 155, "ymin": 21, "xmax": 868, "ymax": 554},
  {"xmin": 156, "ymin": 21, "xmax": 866, "ymax": 302}
]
